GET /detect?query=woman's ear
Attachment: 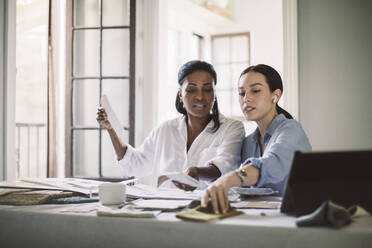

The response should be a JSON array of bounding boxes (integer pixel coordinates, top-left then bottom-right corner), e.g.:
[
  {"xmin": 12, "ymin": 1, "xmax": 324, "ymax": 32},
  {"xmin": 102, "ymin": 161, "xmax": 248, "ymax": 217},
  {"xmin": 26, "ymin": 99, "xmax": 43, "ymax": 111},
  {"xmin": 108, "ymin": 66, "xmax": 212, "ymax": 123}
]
[
  {"xmin": 178, "ymin": 91, "xmax": 183, "ymax": 102},
  {"xmin": 272, "ymin": 89, "xmax": 282, "ymax": 103}
]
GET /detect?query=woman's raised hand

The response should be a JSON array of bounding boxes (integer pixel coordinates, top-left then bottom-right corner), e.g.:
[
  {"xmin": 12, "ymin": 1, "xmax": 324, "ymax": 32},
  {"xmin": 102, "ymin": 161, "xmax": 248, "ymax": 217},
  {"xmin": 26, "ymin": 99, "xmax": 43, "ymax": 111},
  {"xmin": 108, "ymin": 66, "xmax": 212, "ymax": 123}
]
[{"xmin": 96, "ymin": 107, "xmax": 112, "ymax": 130}]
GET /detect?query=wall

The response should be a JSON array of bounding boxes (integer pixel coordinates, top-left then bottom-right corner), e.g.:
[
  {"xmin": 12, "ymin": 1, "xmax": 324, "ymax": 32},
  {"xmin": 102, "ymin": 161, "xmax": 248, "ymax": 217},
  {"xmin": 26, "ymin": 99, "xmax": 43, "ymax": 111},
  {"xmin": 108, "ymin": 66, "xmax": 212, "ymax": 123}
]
[
  {"xmin": 298, "ymin": 0, "xmax": 372, "ymax": 150},
  {"xmin": 151, "ymin": 0, "xmax": 284, "ymax": 133},
  {"xmin": 217, "ymin": 0, "xmax": 283, "ymax": 75}
]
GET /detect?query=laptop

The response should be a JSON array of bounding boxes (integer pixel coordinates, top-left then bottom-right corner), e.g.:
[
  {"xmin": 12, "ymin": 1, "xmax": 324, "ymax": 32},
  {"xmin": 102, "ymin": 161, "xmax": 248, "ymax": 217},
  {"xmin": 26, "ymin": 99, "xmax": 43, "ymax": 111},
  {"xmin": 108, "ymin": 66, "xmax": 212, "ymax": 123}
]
[{"xmin": 281, "ymin": 150, "xmax": 372, "ymax": 216}]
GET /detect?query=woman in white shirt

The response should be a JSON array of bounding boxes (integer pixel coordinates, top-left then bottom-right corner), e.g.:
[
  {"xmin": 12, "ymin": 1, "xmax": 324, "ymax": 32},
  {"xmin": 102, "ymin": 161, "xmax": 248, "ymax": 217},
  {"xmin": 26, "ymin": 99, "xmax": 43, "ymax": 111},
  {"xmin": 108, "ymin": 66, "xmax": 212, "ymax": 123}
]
[{"xmin": 96, "ymin": 60, "xmax": 245, "ymax": 189}]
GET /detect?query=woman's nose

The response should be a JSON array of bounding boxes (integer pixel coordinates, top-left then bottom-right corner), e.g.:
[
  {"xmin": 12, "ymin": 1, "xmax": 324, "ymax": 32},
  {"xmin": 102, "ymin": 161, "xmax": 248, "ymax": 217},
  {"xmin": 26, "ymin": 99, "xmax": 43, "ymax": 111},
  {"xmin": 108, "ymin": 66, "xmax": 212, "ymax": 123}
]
[
  {"xmin": 196, "ymin": 90, "xmax": 204, "ymax": 100},
  {"xmin": 243, "ymin": 92, "xmax": 251, "ymax": 102}
]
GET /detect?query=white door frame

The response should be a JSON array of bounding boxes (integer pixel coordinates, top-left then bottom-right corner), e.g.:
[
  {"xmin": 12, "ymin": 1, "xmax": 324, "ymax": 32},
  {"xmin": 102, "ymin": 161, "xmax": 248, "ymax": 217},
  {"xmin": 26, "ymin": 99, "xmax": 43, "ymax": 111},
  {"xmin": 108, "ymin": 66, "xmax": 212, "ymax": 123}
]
[
  {"xmin": 283, "ymin": 0, "xmax": 299, "ymax": 120},
  {"xmin": 1, "ymin": 0, "xmax": 16, "ymax": 181}
]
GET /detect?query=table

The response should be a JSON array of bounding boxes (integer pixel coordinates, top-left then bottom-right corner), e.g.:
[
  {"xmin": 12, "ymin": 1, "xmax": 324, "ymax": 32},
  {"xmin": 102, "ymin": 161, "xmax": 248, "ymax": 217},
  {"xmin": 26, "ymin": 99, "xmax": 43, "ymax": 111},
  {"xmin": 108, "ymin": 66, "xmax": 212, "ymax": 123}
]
[{"xmin": 0, "ymin": 203, "xmax": 371, "ymax": 248}]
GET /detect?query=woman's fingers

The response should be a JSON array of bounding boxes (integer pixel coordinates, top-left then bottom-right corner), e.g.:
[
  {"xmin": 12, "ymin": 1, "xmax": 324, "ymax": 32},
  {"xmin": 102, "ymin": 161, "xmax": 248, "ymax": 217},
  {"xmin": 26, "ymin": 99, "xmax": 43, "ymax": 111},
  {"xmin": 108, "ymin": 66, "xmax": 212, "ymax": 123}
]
[
  {"xmin": 202, "ymin": 190, "xmax": 210, "ymax": 208},
  {"xmin": 96, "ymin": 108, "xmax": 113, "ymax": 129},
  {"xmin": 216, "ymin": 186, "xmax": 226, "ymax": 213},
  {"xmin": 208, "ymin": 186, "xmax": 220, "ymax": 214},
  {"xmin": 224, "ymin": 188, "xmax": 230, "ymax": 212}
]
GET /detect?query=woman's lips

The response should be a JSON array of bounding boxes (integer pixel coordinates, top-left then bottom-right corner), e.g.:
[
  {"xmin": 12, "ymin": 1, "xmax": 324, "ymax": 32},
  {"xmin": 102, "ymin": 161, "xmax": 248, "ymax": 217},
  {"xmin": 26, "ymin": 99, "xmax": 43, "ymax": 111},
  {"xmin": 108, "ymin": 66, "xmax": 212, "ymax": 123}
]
[
  {"xmin": 193, "ymin": 103, "xmax": 206, "ymax": 109},
  {"xmin": 244, "ymin": 106, "xmax": 255, "ymax": 113}
]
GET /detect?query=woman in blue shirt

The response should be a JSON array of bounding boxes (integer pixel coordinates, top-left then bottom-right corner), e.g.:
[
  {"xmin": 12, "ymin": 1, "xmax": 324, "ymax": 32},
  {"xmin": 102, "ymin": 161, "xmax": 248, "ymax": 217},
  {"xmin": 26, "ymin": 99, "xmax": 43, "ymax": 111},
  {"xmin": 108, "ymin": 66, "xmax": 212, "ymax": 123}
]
[{"xmin": 202, "ymin": 64, "xmax": 311, "ymax": 214}]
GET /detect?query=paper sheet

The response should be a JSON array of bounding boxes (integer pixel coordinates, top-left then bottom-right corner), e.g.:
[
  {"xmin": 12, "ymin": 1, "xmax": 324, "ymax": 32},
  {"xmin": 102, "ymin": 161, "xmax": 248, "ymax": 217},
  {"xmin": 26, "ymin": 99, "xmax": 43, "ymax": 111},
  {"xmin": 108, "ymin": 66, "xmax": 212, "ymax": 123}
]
[
  {"xmin": 132, "ymin": 199, "xmax": 192, "ymax": 210},
  {"xmin": 126, "ymin": 183, "xmax": 203, "ymax": 200},
  {"xmin": 101, "ymin": 95, "xmax": 126, "ymax": 140},
  {"xmin": 165, "ymin": 172, "xmax": 208, "ymax": 189},
  {"xmin": 231, "ymin": 201, "xmax": 281, "ymax": 209},
  {"xmin": 59, "ymin": 203, "xmax": 101, "ymax": 213},
  {"xmin": 19, "ymin": 177, "xmax": 102, "ymax": 195},
  {"xmin": 97, "ymin": 205, "xmax": 160, "ymax": 218}
]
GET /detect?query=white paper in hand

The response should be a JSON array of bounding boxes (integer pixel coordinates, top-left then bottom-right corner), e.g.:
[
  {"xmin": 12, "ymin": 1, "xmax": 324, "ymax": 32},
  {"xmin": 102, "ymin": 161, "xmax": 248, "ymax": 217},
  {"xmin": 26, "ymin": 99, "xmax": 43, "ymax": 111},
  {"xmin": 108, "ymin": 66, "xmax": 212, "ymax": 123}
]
[
  {"xmin": 101, "ymin": 95, "xmax": 126, "ymax": 140},
  {"xmin": 166, "ymin": 172, "xmax": 207, "ymax": 189}
]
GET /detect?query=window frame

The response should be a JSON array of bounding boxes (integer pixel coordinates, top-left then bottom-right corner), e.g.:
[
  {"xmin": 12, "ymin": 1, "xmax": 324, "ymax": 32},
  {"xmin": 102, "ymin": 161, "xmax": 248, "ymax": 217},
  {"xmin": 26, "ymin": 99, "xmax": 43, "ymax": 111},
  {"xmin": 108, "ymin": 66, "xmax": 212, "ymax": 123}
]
[
  {"xmin": 211, "ymin": 32, "xmax": 251, "ymax": 120},
  {"xmin": 65, "ymin": 0, "xmax": 136, "ymax": 178}
]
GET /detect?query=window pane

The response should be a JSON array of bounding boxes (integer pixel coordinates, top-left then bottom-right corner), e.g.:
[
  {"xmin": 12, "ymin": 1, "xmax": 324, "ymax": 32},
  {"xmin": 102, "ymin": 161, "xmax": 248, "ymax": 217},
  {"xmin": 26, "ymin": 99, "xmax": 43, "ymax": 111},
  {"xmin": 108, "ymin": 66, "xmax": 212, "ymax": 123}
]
[
  {"xmin": 102, "ymin": 29, "xmax": 129, "ymax": 76},
  {"xmin": 232, "ymin": 62, "xmax": 248, "ymax": 83},
  {"xmin": 215, "ymin": 65, "xmax": 232, "ymax": 90},
  {"xmin": 73, "ymin": 30, "xmax": 100, "ymax": 77},
  {"xmin": 73, "ymin": 130, "xmax": 99, "ymax": 177},
  {"xmin": 101, "ymin": 130, "xmax": 128, "ymax": 178},
  {"xmin": 73, "ymin": 0, "xmax": 99, "ymax": 27},
  {"xmin": 103, "ymin": 0, "xmax": 129, "ymax": 26},
  {"xmin": 73, "ymin": 79, "xmax": 100, "ymax": 126},
  {"xmin": 102, "ymin": 79, "xmax": 130, "ymax": 128},
  {"xmin": 231, "ymin": 35, "xmax": 249, "ymax": 62},
  {"xmin": 190, "ymin": 35, "xmax": 201, "ymax": 60},
  {"xmin": 216, "ymin": 91, "xmax": 232, "ymax": 116},
  {"xmin": 212, "ymin": 37, "xmax": 230, "ymax": 64},
  {"xmin": 232, "ymin": 89, "xmax": 242, "ymax": 117},
  {"xmin": 17, "ymin": 125, "xmax": 47, "ymax": 178}
]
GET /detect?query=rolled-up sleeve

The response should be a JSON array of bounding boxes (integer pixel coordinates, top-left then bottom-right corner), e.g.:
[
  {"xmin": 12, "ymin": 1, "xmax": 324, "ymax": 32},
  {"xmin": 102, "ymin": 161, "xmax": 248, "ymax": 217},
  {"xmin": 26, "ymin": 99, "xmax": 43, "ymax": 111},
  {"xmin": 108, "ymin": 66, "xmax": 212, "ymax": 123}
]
[
  {"xmin": 243, "ymin": 121, "xmax": 311, "ymax": 190},
  {"xmin": 117, "ymin": 129, "xmax": 156, "ymax": 178},
  {"xmin": 207, "ymin": 120, "xmax": 245, "ymax": 175}
]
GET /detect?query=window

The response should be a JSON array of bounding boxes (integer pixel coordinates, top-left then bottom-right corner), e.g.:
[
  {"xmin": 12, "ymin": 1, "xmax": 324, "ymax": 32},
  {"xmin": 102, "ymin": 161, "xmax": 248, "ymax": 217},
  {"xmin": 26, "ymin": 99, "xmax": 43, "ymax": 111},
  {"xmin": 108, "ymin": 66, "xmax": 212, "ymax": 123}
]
[
  {"xmin": 211, "ymin": 33, "xmax": 250, "ymax": 118},
  {"xmin": 66, "ymin": 0, "xmax": 136, "ymax": 178},
  {"xmin": 212, "ymin": 32, "xmax": 256, "ymax": 133},
  {"xmin": 165, "ymin": 28, "xmax": 205, "ymax": 121},
  {"xmin": 15, "ymin": 0, "xmax": 49, "ymax": 178}
]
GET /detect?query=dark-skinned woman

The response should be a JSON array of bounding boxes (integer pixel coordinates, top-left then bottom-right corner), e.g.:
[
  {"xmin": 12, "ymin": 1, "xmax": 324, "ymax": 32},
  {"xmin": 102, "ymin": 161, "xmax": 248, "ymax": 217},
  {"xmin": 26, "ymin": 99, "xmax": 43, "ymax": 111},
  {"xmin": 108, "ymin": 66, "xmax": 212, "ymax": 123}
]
[{"xmin": 97, "ymin": 60, "xmax": 245, "ymax": 190}]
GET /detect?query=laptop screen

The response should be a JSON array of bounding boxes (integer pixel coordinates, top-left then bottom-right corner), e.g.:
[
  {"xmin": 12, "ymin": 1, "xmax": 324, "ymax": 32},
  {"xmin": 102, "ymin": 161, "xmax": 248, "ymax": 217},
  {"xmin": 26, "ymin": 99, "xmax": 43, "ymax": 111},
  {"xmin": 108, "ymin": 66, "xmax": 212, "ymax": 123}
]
[{"xmin": 281, "ymin": 150, "xmax": 372, "ymax": 216}]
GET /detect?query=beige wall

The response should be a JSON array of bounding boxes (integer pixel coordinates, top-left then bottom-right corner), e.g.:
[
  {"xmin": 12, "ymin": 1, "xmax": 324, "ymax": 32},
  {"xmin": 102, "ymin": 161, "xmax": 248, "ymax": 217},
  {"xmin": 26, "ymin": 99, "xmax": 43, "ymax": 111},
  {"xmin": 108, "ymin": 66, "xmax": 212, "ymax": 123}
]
[{"xmin": 298, "ymin": 0, "xmax": 372, "ymax": 151}]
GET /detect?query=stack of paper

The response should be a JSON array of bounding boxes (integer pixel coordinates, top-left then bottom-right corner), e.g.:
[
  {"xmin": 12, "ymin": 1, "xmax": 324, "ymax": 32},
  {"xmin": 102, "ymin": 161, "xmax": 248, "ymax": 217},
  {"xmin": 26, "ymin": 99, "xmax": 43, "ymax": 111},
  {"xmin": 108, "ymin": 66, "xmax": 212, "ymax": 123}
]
[{"xmin": 0, "ymin": 178, "xmax": 102, "ymax": 195}]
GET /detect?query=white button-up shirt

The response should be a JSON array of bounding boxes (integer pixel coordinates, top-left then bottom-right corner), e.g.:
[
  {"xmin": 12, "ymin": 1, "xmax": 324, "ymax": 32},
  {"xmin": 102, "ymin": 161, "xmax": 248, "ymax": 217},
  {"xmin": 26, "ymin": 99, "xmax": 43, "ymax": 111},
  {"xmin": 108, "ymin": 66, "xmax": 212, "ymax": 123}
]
[{"xmin": 118, "ymin": 114, "xmax": 245, "ymax": 187}]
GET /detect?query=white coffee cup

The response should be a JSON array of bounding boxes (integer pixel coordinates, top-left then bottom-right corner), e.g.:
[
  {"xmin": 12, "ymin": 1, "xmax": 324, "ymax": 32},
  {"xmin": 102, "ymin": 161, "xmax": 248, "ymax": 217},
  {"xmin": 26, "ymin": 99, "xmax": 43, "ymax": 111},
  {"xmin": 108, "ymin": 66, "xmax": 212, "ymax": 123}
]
[{"xmin": 98, "ymin": 182, "xmax": 126, "ymax": 205}]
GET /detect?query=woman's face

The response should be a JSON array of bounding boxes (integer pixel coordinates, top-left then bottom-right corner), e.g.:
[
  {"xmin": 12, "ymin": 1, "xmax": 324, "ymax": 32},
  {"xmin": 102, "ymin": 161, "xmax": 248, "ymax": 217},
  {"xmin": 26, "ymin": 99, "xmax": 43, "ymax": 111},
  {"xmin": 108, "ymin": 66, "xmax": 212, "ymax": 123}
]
[
  {"xmin": 180, "ymin": 70, "xmax": 215, "ymax": 119},
  {"xmin": 238, "ymin": 71, "xmax": 279, "ymax": 121}
]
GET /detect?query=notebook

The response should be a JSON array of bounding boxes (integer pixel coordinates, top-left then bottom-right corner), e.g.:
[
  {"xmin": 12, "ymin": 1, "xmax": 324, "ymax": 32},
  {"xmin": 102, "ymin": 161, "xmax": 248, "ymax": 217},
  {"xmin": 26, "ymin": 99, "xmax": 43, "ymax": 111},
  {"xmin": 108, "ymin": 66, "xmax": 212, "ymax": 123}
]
[{"xmin": 280, "ymin": 150, "xmax": 372, "ymax": 216}]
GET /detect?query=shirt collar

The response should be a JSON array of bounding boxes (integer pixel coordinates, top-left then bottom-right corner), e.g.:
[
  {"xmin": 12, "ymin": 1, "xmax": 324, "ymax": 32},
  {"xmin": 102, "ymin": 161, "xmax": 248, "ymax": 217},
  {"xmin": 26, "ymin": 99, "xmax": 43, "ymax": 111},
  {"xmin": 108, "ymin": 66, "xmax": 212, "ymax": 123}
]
[
  {"xmin": 252, "ymin": 114, "xmax": 287, "ymax": 142},
  {"xmin": 177, "ymin": 113, "xmax": 226, "ymax": 135}
]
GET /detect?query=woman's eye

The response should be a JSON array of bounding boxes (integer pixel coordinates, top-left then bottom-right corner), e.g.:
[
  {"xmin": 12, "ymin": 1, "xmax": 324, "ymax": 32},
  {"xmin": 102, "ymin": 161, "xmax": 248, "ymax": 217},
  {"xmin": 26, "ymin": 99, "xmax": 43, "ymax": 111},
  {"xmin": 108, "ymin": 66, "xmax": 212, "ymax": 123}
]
[
  {"xmin": 185, "ymin": 88, "xmax": 196, "ymax": 93},
  {"xmin": 238, "ymin": 92, "xmax": 245, "ymax": 97},
  {"xmin": 252, "ymin": 89, "xmax": 261, "ymax": 94},
  {"xmin": 203, "ymin": 88, "xmax": 213, "ymax": 93}
]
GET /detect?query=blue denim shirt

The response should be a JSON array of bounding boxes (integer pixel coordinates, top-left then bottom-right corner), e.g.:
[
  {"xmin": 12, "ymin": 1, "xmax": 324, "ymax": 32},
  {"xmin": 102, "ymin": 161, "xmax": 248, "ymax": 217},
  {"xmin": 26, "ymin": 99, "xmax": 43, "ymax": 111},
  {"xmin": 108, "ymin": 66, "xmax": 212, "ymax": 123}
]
[{"xmin": 241, "ymin": 114, "xmax": 312, "ymax": 195}]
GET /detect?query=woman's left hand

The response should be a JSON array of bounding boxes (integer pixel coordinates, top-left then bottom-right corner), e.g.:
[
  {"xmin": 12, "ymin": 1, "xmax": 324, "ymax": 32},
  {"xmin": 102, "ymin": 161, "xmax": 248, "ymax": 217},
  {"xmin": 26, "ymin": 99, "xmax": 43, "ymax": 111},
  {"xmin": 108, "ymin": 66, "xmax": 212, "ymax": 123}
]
[
  {"xmin": 172, "ymin": 167, "xmax": 200, "ymax": 191},
  {"xmin": 201, "ymin": 171, "xmax": 241, "ymax": 214}
]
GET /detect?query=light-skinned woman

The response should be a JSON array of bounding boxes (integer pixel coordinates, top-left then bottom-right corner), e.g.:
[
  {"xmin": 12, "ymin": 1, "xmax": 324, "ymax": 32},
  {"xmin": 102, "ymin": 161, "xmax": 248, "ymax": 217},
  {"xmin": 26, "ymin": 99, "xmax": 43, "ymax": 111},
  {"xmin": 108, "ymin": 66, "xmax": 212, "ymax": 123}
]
[
  {"xmin": 202, "ymin": 64, "xmax": 311, "ymax": 213},
  {"xmin": 96, "ymin": 60, "xmax": 245, "ymax": 189}
]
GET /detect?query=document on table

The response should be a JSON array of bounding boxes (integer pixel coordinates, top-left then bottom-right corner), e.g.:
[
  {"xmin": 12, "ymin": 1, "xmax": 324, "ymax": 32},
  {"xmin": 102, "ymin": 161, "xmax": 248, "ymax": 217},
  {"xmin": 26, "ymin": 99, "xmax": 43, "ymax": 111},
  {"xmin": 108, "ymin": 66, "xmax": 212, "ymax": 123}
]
[
  {"xmin": 164, "ymin": 172, "xmax": 208, "ymax": 189},
  {"xmin": 132, "ymin": 199, "xmax": 192, "ymax": 210},
  {"xmin": 231, "ymin": 201, "xmax": 281, "ymax": 209},
  {"xmin": 126, "ymin": 183, "xmax": 203, "ymax": 200},
  {"xmin": 18, "ymin": 177, "xmax": 102, "ymax": 195},
  {"xmin": 101, "ymin": 95, "xmax": 126, "ymax": 140}
]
